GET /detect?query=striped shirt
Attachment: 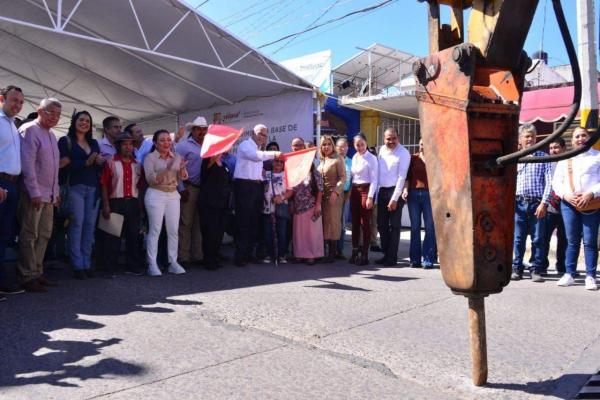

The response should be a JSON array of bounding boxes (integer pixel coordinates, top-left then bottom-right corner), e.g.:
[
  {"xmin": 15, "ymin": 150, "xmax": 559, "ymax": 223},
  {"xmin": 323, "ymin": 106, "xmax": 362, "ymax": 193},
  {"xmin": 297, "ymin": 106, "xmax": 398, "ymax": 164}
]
[
  {"xmin": 516, "ymin": 151, "xmax": 553, "ymax": 204},
  {"xmin": 100, "ymin": 155, "xmax": 142, "ymax": 199}
]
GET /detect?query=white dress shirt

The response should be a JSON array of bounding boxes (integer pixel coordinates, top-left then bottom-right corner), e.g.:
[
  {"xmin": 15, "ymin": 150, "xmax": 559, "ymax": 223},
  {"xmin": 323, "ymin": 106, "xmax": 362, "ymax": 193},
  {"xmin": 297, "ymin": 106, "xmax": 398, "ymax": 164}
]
[
  {"xmin": 351, "ymin": 150, "xmax": 378, "ymax": 198},
  {"xmin": 552, "ymin": 148, "xmax": 600, "ymax": 199},
  {"xmin": 135, "ymin": 138, "xmax": 154, "ymax": 164},
  {"xmin": 378, "ymin": 143, "xmax": 411, "ymax": 202},
  {"xmin": 233, "ymin": 138, "xmax": 277, "ymax": 181},
  {"xmin": 99, "ymin": 136, "xmax": 117, "ymax": 159},
  {"xmin": 0, "ymin": 109, "xmax": 21, "ymax": 175}
]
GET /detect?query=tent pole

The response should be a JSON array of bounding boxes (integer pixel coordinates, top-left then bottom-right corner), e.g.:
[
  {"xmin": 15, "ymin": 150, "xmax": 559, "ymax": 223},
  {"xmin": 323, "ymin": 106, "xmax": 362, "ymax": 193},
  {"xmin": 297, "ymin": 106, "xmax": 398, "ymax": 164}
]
[{"xmin": 315, "ymin": 92, "xmax": 322, "ymax": 146}]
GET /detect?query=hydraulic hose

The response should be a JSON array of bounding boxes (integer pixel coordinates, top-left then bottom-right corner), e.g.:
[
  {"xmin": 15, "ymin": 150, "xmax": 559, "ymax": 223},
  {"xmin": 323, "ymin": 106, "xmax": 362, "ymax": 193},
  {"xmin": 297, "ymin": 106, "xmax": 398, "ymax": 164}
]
[{"xmin": 493, "ymin": 0, "xmax": 589, "ymax": 166}]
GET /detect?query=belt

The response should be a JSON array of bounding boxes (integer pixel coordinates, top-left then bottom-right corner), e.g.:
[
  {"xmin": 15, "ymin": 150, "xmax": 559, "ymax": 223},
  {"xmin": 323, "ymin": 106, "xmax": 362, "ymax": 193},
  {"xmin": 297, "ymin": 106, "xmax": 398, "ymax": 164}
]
[
  {"xmin": 516, "ymin": 195, "xmax": 541, "ymax": 203},
  {"xmin": 379, "ymin": 186, "xmax": 394, "ymax": 190},
  {"xmin": 236, "ymin": 178, "xmax": 262, "ymax": 184},
  {"xmin": 352, "ymin": 183, "xmax": 370, "ymax": 188},
  {"xmin": 0, "ymin": 172, "xmax": 19, "ymax": 182}
]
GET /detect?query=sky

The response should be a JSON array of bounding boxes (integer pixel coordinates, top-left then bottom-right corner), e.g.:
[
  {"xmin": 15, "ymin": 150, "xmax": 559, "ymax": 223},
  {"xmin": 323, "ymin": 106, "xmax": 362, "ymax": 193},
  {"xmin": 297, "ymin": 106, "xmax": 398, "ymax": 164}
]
[{"xmin": 189, "ymin": 0, "xmax": 598, "ymax": 68}]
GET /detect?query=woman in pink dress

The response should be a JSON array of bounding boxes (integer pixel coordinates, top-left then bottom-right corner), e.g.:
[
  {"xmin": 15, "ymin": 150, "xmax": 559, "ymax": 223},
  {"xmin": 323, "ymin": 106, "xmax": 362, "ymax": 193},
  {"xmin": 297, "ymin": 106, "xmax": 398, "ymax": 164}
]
[{"xmin": 292, "ymin": 163, "xmax": 324, "ymax": 265}]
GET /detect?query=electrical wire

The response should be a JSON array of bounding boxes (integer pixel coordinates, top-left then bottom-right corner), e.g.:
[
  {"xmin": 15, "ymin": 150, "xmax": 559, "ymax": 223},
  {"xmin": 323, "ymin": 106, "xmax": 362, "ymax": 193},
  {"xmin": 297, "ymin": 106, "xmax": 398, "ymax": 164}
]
[
  {"xmin": 258, "ymin": 0, "xmax": 399, "ymax": 49},
  {"xmin": 220, "ymin": 0, "xmax": 274, "ymax": 24},
  {"xmin": 271, "ymin": 0, "xmax": 342, "ymax": 55},
  {"xmin": 225, "ymin": 0, "xmax": 286, "ymax": 28}
]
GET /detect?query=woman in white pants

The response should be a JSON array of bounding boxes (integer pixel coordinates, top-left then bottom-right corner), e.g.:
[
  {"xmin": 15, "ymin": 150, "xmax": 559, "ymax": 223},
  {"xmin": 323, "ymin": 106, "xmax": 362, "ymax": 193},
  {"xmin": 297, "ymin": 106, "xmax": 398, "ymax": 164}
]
[{"xmin": 144, "ymin": 129, "xmax": 189, "ymax": 276}]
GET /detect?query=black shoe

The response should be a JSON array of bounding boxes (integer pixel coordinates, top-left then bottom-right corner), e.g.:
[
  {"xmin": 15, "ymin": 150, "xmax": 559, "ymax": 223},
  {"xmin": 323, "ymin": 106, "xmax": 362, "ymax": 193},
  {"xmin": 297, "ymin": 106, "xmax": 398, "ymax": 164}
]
[
  {"xmin": 383, "ymin": 260, "xmax": 397, "ymax": 267},
  {"xmin": 73, "ymin": 270, "xmax": 86, "ymax": 280},
  {"xmin": 84, "ymin": 270, "xmax": 95, "ymax": 278},
  {"xmin": 205, "ymin": 263, "xmax": 222, "ymax": 271},
  {"xmin": 0, "ymin": 285, "xmax": 25, "ymax": 295},
  {"xmin": 370, "ymin": 245, "xmax": 383, "ymax": 253},
  {"xmin": 322, "ymin": 255, "xmax": 334, "ymax": 264},
  {"xmin": 375, "ymin": 257, "xmax": 387, "ymax": 265},
  {"xmin": 356, "ymin": 257, "xmax": 369, "ymax": 266},
  {"xmin": 410, "ymin": 263, "xmax": 422, "ymax": 269}
]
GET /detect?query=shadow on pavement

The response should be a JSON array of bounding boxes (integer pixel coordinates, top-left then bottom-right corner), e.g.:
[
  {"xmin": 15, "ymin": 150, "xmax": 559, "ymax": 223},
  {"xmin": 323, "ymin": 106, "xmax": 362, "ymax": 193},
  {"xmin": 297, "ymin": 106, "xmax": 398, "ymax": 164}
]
[
  {"xmin": 0, "ymin": 247, "xmax": 415, "ymax": 389},
  {"xmin": 487, "ymin": 373, "xmax": 592, "ymax": 399}
]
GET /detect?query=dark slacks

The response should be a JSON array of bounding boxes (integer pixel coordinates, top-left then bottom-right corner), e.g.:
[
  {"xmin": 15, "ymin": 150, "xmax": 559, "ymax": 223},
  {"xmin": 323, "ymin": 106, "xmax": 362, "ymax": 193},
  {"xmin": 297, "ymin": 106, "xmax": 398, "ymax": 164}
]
[
  {"xmin": 540, "ymin": 211, "xmax": 567, "ymax": 273},
  {"xmin": 200, "ymin": 206, "xmax": 227, "ymax": 266},
  {"xmin": 351, "ymin": 184, "xmax": 372, "ymax": 254},
  {"xmin": 97, "ymin": 197, "xmax": 143, "ymax": 272},
  {"xmin": 234, "ymin": 180, "xmax": 263, "ymax": 262},
  {"xmin": 377, "ymin": 187, "xmax": 403, "ymax": 263},
  {"xmin": 0, "ymin": 178, "xmax": 18, "ymax": 282}
]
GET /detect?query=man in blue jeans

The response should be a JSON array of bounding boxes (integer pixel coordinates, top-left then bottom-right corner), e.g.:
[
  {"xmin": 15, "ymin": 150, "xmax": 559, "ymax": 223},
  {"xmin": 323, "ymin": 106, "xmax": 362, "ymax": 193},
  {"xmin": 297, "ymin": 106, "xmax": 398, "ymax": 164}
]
[
  {"xmin": 511, "ymin": 124, "xmax": 553, "ymax": 282},
  {"xmin": 0, "ymin": 85, "xmax": 26, "ymax": 300},
  {"xmin": 539, "ymin": 138, "xmax": 567, "ymax": 275}
]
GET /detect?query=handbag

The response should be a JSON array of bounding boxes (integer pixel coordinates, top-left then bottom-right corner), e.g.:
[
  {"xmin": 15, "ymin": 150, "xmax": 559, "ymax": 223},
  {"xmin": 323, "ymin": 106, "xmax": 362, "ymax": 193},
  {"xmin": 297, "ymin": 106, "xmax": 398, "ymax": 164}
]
[{"xmin": 567, "ymin": 159, "xmax": 600, "ymax": 212}]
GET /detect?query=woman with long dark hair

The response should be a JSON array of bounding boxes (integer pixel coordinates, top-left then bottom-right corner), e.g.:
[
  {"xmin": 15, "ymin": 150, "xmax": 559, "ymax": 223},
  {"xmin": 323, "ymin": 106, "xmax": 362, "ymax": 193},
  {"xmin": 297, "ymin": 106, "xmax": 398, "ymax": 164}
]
[
  {"xmin": 58, "ymin": 111, "xmax": 104, "ymax": 279},
  {"xmin": 553, "ymin": 127, "xmax": 600, "ymax": 290},
  {"xmin": 144, "ymin": 129, "xmax": 189, "ymax": 276}
]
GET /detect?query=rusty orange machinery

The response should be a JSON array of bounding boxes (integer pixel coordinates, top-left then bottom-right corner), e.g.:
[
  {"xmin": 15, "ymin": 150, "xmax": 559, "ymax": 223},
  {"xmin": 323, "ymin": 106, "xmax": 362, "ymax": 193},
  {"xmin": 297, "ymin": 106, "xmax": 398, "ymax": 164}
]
[{"xmin": 414, "ymin": 0, "xmax": 539, "ymax": 297}]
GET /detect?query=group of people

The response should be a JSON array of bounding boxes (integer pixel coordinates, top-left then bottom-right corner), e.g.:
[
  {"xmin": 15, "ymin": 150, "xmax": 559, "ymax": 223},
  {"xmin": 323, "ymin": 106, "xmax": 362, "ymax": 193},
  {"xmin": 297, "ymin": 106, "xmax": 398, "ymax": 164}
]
[
  {"xmin": 512, "ymin": 123, "xmax": 600, "ymax": 291},
  {"xmin": 0, "ymin": 87, "xmax": 438, "ymax": 302},
  {"xmin": 230, "ymin": 125, "xmax": 438, "ymax": 269},
  {"xmin": 7, "ymin": 85, "xmax": 597, "ymax": 301}
]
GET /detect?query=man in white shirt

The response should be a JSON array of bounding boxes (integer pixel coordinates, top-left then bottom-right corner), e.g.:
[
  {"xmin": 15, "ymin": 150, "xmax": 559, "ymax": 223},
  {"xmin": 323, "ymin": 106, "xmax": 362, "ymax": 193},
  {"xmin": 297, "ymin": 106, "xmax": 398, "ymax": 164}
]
[
  {"xmin": 99, "ymin": 116, "xmax": 122, "ymax": 160},
  {"xmin": 0, "ymin": 85, "xmax": 25, "ymax": 298},
  {"xmin": 376, "ymin": 127, "xmax": 411, "ymax": 266},
  {"xmin": 233, "ymin": 124, "xmax": 280, "ymax": 266}
]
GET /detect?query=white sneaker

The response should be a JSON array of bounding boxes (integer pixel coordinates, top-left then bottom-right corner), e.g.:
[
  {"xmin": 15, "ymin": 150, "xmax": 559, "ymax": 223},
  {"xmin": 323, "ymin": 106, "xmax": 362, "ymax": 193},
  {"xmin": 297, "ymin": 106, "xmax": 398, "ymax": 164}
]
[
  {"xmin": 168, "ymin": 263, "xmax": 186, "ymax": 275},
  {"xmin": 557, "ymin": 273, "xmax": 574, "ymax": 287},
  {"xmin": 262, "ymin": 257, "xmax": 272, "ymax": 264},
  {"xmin": 147, "ymin": 264, "xmax": 162, "ymax": 277},
  {"xmin": 585, "ymin": 276, "xmax": 598, "ymax": 291}
]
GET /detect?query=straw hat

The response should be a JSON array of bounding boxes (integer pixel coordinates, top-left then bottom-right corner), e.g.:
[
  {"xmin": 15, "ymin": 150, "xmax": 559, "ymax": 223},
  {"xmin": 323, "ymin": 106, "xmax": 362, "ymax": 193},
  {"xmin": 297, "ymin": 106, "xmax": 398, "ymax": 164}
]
[{"xmin": 185, "ymin": 116, "xmax": 208, "ymax": 132}]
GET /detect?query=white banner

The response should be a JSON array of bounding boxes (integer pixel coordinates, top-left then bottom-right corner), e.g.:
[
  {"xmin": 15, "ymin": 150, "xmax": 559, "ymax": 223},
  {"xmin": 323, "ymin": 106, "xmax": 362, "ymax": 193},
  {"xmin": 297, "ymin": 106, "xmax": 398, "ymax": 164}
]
[
  {"xmin": 180, "ymin": 91, "xmax": 314, "ymax": 153},
  {"xmin": 281, "ymin": 50, "xmax": 332, "ymax": 93}
]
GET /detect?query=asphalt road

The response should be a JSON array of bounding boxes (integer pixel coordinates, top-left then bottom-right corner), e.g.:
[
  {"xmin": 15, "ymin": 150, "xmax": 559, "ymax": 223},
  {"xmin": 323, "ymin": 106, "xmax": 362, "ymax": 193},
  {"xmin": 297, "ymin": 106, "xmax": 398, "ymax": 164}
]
[{"xmin": 1, "ymin": 232, "xmax": 598, "ymax": 400}]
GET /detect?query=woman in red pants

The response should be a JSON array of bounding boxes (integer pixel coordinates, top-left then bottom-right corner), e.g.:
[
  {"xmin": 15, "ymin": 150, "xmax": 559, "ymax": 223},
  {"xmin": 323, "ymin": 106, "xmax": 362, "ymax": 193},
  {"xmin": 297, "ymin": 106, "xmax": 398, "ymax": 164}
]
[{"xmin": 350, "ymin": 133, "xmax": 378, "ymax": 265}]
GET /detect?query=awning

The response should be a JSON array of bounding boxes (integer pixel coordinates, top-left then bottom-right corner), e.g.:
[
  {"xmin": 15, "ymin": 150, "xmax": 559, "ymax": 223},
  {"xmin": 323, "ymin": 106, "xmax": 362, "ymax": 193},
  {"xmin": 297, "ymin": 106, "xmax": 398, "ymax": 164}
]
[
  {"xmin": 519, "ymin": 83, "xmax": 600, "ymax": 124},
  {"xmin": 0, "ymin": 0, "xmax": 314, "ymax": 133}
]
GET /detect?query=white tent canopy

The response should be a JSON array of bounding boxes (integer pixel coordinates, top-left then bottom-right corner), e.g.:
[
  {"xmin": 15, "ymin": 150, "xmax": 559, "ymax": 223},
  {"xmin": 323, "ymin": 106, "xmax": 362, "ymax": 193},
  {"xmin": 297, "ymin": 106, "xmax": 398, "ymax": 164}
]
[{"xmin": 0, "ymin": 0, "xmax": 314, "ymax": 133}]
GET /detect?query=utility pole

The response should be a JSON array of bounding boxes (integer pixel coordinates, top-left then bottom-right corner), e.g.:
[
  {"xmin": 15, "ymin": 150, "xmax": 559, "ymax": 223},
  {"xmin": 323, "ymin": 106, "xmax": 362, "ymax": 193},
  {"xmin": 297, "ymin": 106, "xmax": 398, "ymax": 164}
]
[{"xmin": 576, "ymin": 0, "xmax": 599, "ymax": 147}]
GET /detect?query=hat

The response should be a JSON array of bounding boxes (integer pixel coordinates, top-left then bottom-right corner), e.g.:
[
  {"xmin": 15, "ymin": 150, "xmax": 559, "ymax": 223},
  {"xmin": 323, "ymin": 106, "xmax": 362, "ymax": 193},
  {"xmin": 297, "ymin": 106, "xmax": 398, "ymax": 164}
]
[
  {"xmin": 185, "ymin": 116, "xmax": 208, "ymax": 131},
  {"xmin": 115, "ymin": 132, "xmax": 135, "ymax": 143}
]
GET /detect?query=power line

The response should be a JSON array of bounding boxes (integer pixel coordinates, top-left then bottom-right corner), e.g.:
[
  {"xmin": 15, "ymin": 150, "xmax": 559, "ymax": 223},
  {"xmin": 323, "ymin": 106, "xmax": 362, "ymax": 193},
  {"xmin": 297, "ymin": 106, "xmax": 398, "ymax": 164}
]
[
  {"xmin": 258, "ymin": 0, "xmax": 398, "ymax": 49},
  {"xmin": 243, "ymin": 0, "xmax": 319, "ymax": 39},
  {"xmin": 195, "ymin": 0, "xmax": 210, "ymax": 8},
  {"xmin": 237, "ymin": 0, "xmax": 291, "ymax": 37},
  {"xmin": 219, "ymin": 0, "xmax": 270, "ymax": 24},
  {"xmin": 271, "ymin": 0, "xmax": 342, "ymax": 55},
  {"xmin": 225, "ymin": 0, "xmax": 286, "ymax": 28},
  {"xmin": 268, "ymin": 4, "xmax": 383, "ymax": 55}
]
